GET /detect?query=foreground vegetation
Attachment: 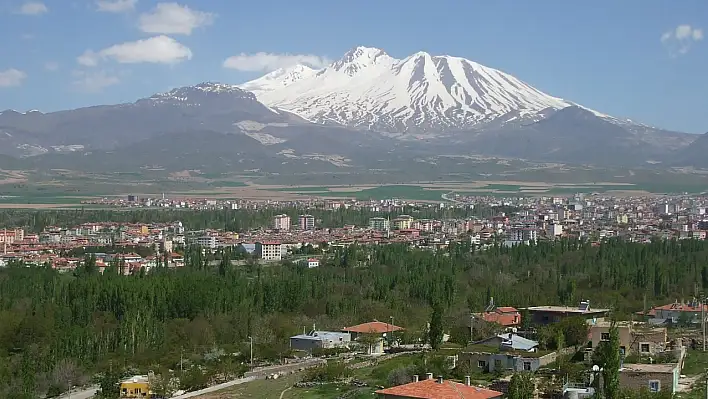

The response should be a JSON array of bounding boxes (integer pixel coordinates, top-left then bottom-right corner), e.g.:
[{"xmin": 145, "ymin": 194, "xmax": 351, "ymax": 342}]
[{"xmin": 2, "ymin": 236, "xmax": 708, "ymax": 397}]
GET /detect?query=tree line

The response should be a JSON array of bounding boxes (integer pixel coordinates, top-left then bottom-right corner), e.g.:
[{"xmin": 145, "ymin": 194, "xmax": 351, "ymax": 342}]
[
  {"xmin": 2, "ymin": 238, "xmax": 708, "ymax": 397},
  {"xmin": 0, "ymin": 204, "xmax": 516, "ymax": 233}
]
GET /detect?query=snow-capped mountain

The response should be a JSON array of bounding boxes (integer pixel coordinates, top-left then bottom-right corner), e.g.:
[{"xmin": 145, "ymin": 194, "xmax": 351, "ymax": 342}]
[{"xmin": 241, "ymin": 46, "xmax": 578, "ymax": 133}]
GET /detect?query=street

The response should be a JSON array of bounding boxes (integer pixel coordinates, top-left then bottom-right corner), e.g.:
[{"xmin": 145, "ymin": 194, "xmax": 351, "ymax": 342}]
[{"xmin": 56, "ymin": 358, "xmax": 325, "ymax": 399}]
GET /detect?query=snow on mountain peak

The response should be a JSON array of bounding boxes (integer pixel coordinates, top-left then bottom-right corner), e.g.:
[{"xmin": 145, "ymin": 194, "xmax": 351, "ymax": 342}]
[
  {"xmin": 239, "ymin": 46, "xmax": 587, "ymax": 133},
  {"xmin": 240, "ymin": 65, "xmax": 317, "ymax": 94},
  {"xmin": 331, "ymin": 46, "xmax": 393, "ymax": 76}
]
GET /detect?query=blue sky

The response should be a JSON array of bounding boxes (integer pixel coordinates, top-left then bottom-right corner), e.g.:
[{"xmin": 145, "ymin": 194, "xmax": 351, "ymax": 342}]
[{"xmin": 0, "ymin": 0, "xmax": 706, "ymax": 133}]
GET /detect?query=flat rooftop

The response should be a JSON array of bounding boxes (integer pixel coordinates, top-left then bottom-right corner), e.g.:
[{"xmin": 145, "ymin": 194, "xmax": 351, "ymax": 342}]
[
  {"xmin": 526, "ymin": 305, "xmax": 610, "ymax": 314},
  {"xmin": 621, "ymin": 363, "xmax": 678, "ymax": 373}
]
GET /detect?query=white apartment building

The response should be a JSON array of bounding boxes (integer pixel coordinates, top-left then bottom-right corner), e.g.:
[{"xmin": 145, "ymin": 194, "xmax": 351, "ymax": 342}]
[
  {"xmin": 546, "ymin": 223, "xmax": 563, "ymax": 237},
  {"xmin": 273, "ymin": 214, "xmax": 291, "ymax": 231},
  {"xmin": 256, "ymin": 241, "xmax": 282, "ymax": 261},
  {"xmin": 368, "ymin": 217, "xmax": 390, "ymax": 231}
]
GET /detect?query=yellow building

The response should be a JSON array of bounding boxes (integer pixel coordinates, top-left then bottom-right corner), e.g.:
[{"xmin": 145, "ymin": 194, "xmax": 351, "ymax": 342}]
[
  {"xmin": 392, "ymin": 215, "xmax": 414, "ymax": 230},
  {"xmin": 140, "ymin": 225, "xmax": 149, "ymax": 235},
  {"xmin": 120, "ymin": 375, "xmax": 150, "ymax": 398}
]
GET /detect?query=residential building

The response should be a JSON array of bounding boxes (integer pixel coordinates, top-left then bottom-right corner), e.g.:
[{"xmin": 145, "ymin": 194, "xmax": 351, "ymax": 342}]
[
  {"xmin": 195, "ymin": 235, "xmax": 217, "ymax": 249},
  {"xmin": 342, "ymin": 320, "xmax": 404, "ymax": 355},
  {"xmin": 526, "ymin": 300, "xmax": 610, "ymax": 325},
  {"xmin": 505, "ymin": 225, "xmax": 538, "ymax": 246},
  {"xmin": 120, "ymin": 375, "xmax": 151, "ymax": 398},
  {"xmin": 256, "ymin": 241, "xmax": 282, "ymax": 261},
  {"xmin": 376, "ymin": 375, "xmax": 502, "ymax": 399},
  {"xmin": 588, "ymin": 321, "xmax": 667, "ymax": 355},
  {"xmin": 392, "ymin": 215, "xmax": 414, "ymax": 230},
  {"xmin": 459, "ymin": 349, "xmax": 556, "ymax": 373},
  {"xmin": 646, "ymin": 299, "xmax": 708, "ymax": 324},
  {"xmin": 307, "ymin": 258, "xmax": 320, "ymax": 268},
  {"xmin": 619, "ymin": 363, "xmax": 680, "ymax": 394},
  {"xmin": 474, "ymin": 333, "xmax": 538, "ymax": 352},
  {"xmin": 289, "ymin": 328, "xmax": 351, "ymax": 352},
  {"xmin": 273, "ymin": 214, "xmax": 291, "ymax": 231},
  {"xmin": 546, "ymin": 222, "xmax": 563, "ymax": 237},
  {"xmin": 472, "ymin": 298, "xmax": 521, "ymax": 329},
  {"xmin": 460, "ymin": 333, "xmax": 556, "ymax": 373},
  {"xmin": 368, "ymin": 217, "xmax": 390, "ymax": 231},
  {"xmin": 298, "ymin": 214, "xmax": 315, "ymax": 230}
]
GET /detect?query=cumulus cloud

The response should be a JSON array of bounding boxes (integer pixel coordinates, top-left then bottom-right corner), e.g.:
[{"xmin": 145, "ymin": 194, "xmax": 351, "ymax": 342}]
[
  {"xmin": 661, "ymin": 24, "xmax": 703, "ymax": 56},
  {"xmin": 77, "ymin": 35, "xmax": 192, "ymax": 66},
  {"xmin": 138, "ymin": 3, "xmax": 214, "ymax": 35},
  {"xmin": 72, "ymin": 70, "xmax": 121, "ymax": 93},
  {"xmin": 17, "ymin": 2, "xmax": 48, "ymax": 15},
  {"xmin": 96, "ymin": 0, "xmax": 137, "ymax": 13},
  {"xmin": 223, "ymin": 52, "xmax": 331, "ymax": 72},
  {"xmin": 0, "ymin": 69, "xmax": 27, "ymax": 87}
]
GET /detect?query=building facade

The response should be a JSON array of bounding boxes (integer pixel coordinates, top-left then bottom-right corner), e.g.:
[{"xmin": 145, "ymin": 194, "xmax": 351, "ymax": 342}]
[
  {"xmin": 298, "ymin": 214, "xmax": 315, "ymax": 230},
  {"xmin": 256, "ymin": 241, "xmax": 282, "ymax": 261},
  {"xmin": 368, "ymin": 217, "xmax": 390, "ymax": 231},
  {"xmin": 273, "ymin": 214, "xmax": 291, "ymax": 231}
]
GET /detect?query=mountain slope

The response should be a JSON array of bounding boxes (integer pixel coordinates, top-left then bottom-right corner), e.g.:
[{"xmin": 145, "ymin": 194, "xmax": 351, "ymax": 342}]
[
  {"xmin": 241, "ymin": 46, "xmax": 578, "ymax": 133},
  {"xmin": 0, "ymin": 83, "xmax": 302, "ymax": 156},
  {"xmin": 672, "ymin": 131, "xmax": 708, "ymax": 168}
]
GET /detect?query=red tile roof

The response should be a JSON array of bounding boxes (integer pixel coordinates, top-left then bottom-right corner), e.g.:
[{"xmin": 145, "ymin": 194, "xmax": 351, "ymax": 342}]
[
  {"xmin": 342, "ymin": 321, "xmax": 404, "ymax": 334},
  {"xmin": 476, "ymin": 307, "xmax": 521, "ymax": 327},
  {"xmin": 375, "ymin": 379, "xmax": 502, "ymax": 399}
]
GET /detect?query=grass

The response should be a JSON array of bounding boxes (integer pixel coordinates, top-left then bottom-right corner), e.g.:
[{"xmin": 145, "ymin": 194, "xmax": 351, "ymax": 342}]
[
  {"xmin": 681, "ymin": 350, "xmax": 708, "ymax": 376},
  {"xmin": 270, "ymin": 186, "xmax": 333, "ymax": 192},
  {"xmin": 208, "ymin": 181, "xmax": 248, "ymax": 188}
]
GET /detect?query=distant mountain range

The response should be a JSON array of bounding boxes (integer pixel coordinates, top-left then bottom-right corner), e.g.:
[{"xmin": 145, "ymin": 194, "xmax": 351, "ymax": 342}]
[{"xmin": 0, "ymin": 46, "xmax": 705, "ymax": 174}]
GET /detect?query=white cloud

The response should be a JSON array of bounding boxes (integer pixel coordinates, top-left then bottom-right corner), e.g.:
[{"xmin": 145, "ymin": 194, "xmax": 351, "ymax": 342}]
[
  {"xmin": 661, "ymin": 24, "xmax": 703, "ymax": 56},
  {"xmin": 138, "ymin": 3, "xmax": 214, "ymax": 35},
  {"xmin": 72, "ymin": 70, "xmax": 121, "ymax": 93},
  {"xmin": 96, "ymin": 0, "xmax": 137, "ymax": 13},
  {"xmin": 17, "ymin": 2, "xmax": 48, "ymax": 15},
  {"xmin": 0, "ymin": 69, "xmax": 27, "ymax": 87},
  {"xmin": 77, "ymin": 35, "xmax": 192, "ymax": 66},
  {"xmin": 223, "ymin": 52, "xmax": 331, "ymax": 72},
  {"xmin": 44, "ymin": 61, "xmax": 60, "ymax": 71}
]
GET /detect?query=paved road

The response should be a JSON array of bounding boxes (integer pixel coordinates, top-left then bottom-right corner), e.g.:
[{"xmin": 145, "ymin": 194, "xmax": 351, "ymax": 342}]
[
  {"xmin": 56, "ymin": 386, "xmax": 99, "ymax": 399},
  {"xmin": 58, "ymin": 358, "xmax": 325, "ymax": 399}
]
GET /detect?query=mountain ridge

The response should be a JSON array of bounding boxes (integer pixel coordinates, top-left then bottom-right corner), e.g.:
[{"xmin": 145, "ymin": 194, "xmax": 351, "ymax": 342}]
[{"xmin": 240, "ymin": 45, "xmax": 618, "ymax": 133}]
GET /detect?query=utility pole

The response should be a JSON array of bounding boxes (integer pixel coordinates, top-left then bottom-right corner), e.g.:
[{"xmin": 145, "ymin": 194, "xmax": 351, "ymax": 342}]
[
  {"xmin": 703, "ymin": 297, "xmax": 706, "ymax": 352},
  {"xmin": 248, "ymin": 336, "xmax": 253, "ymax": 368},
  {"xmin": 389, "ymin": 316, "xmax": 394, "ymax": 347}
]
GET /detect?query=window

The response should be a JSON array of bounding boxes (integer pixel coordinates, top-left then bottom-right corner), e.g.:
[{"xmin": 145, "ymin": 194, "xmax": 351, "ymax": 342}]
[
  {"xmin": 494, "ymin": 359, "xmax": 502, "ymax": 369},
  {"xmin": 478, "ymin": 360, "xmax": 486, "ymax": 368},
  {"xmin": 523, "ymin": 361, "xmax": 532, "ymax": 371},
  {"xmin": 601, "ymin": 332, "xmax": 610, "ymax": 341},
  {"xmin": 649, "ymin": 380, "xmax": 660, "ymax": 392},
  {"xmin": 640, "ymin": 343, "xmax": 650, "ymax": 353}
]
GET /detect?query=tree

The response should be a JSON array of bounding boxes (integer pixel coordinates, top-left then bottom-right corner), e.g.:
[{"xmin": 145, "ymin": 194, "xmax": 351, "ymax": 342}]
[
  {"xmin": 97, "ymin": 371, "xmax": 120, "ymax": 399},
  {"xmin": 508, "ymin": 373, "xmax": 534, "ymax": 399},
  {"xmin": 428, "ymin": 305, "xmax": 444, "ymax": 350},
  {"xmin": 594, "ymin": 320, "xmax": 621, "ymax": 399},
  {"xmin": 558, "ymin": 317, "xmax": 589, "ymax": 347}
]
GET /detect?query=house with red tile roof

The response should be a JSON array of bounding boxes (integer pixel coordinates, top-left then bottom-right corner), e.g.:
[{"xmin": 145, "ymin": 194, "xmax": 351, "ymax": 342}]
[
  {"xmin": 474, "ymin": 307, "xmax": 521, "ymax": 328},
  {"xmin": 376, "ymin": 375, "xmax": 502, "ymax": 399},
  {"xmin": 342, "ymin": 320, "xmax": 404, "ymax": 355}
]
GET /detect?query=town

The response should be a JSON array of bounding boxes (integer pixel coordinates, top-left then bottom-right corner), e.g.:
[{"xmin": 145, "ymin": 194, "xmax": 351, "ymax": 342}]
[
  {"xmin": 2, "ymin": 192, "xmax": 708, "ymax": 399},
  {"xmin": 4, "ymin": 192, "xmax": 708, "ymax": 269}
]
